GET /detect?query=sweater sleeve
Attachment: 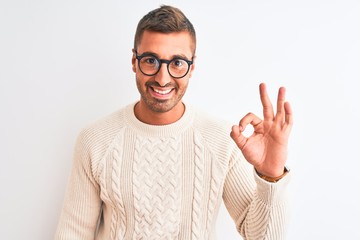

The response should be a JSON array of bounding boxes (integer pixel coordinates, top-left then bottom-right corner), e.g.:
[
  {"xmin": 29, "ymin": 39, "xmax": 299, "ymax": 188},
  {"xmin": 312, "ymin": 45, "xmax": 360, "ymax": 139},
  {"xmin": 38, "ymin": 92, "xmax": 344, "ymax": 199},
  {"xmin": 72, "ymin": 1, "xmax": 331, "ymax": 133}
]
[
  {"xmin": 55, "ymin": 131, "xmax": 102, "ymax": 240},
  {"xmin": 222, "ymin": 148, "xmax": 290, "ymax": 240}
]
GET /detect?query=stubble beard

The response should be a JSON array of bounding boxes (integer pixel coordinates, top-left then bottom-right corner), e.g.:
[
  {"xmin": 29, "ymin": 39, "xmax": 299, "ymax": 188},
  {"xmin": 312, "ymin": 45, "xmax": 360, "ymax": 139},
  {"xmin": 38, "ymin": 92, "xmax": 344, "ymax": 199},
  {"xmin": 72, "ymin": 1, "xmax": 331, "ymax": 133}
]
[{"xmin": 136, "ymin": 77, "xmax": 187, "ymax": 113}]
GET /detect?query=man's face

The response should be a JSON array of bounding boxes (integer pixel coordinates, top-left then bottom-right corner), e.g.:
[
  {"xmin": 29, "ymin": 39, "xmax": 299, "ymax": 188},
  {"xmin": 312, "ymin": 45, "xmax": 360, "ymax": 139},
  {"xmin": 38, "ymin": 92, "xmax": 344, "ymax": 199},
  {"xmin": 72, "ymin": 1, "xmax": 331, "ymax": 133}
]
[{"xmin": 132, "ymin": 31, "xmax": 195, "ymax": 114}]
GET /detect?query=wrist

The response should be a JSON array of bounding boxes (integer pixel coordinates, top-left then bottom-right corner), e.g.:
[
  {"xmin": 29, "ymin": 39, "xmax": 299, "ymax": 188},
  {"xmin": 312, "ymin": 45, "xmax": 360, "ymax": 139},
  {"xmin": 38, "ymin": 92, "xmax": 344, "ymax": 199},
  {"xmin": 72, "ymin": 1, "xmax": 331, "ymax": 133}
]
[{"xmin": 255, "ymin": 167, "xmax": 289, "ymax": 183}]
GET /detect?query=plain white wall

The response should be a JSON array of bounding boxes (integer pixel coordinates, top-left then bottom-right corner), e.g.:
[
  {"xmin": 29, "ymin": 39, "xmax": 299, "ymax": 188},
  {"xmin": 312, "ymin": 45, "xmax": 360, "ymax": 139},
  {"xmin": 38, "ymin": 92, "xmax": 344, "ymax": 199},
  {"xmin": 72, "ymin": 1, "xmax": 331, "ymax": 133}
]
[{"xmin": 1, "ymin": 0, "xmax": 360, "ymax": 239}]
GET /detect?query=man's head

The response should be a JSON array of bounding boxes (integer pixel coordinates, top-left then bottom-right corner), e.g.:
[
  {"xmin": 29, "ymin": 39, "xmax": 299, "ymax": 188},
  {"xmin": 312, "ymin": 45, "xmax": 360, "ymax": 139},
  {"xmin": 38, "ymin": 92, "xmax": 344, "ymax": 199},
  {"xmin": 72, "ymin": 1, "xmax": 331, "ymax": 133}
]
[
  {"xmin": 132, "ymin": 6, "xmax": 197, "ymax": 123},
  {"xmin": 134, "ymin": 5, "xmax": 196, "ymax": 54}
]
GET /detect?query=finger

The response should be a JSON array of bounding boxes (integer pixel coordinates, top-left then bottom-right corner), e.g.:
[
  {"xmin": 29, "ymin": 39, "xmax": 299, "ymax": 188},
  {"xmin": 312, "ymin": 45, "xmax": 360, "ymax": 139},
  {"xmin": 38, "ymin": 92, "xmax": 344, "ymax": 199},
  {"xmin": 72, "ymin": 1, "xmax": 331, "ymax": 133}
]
[
  {"xmin": 284, "ymin": 101, "xmax": 294, "ymax": 127},
  {"xmin": 259, "ymin": 83, "xmax": 275, "ymax": 120},
  {"xmin": 276, "ymin": 86, "xmax": 286, "ymax": 119},
  {"xmin": 230, "ymin": 125, "xmax": 247, "ymax": 150},
  {"xmin": 239, "ymin": 112, "xmax": 262, "ymax": 130}
]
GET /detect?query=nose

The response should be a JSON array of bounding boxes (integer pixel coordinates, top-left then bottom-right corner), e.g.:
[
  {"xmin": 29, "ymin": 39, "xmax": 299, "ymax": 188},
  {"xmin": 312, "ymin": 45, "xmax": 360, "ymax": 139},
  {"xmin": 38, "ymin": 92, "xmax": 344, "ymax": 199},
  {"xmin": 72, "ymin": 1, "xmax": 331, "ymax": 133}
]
[{"xmin": 155, "ymin": 63, "xmax": 172, "ymax": 87}]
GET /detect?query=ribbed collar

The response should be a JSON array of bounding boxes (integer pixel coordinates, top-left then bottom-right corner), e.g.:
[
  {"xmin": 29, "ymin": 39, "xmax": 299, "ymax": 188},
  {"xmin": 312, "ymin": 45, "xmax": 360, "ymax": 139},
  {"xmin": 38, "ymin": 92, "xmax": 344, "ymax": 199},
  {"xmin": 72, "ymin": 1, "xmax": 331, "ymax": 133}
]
[{"xmin": 124, "ymin": 102, "xmax": 195, "ymax": 137}]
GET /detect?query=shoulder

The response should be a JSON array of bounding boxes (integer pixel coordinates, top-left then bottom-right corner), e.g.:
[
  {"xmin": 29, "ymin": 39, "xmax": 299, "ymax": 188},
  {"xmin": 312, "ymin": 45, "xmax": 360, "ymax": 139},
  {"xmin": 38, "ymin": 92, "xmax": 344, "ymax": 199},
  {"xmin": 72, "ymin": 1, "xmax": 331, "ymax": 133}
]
[
  {"xmin": 192, "ymin": 106, "xmax": 233, "ymax": 141},
  {"xmin": 76, "ymin": 105, "xmax": 129, "ymax": 152},
  {"xmin": 189, "ymin": 106, "xmax": 243, "ymax": 167},
  {"xmin": 190, "ymin": 106, "xmax": 236, "ymax": 152}
]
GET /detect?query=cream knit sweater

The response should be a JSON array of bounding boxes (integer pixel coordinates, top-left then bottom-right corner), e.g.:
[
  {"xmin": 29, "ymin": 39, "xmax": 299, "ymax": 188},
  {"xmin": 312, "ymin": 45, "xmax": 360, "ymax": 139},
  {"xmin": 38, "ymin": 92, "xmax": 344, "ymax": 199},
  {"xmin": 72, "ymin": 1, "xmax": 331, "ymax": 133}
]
[{"xmin": 55, "ymin": 103, "xmax": 290, "ymax": 240}]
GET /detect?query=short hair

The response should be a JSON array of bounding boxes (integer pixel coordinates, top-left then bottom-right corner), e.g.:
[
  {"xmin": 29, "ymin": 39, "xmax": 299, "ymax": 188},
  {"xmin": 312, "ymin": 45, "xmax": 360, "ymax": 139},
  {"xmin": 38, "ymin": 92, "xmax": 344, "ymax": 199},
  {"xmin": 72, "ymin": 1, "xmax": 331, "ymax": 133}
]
[{"xmin": 134, "ymin": 5, "xmax": 196, "ymax": 54}]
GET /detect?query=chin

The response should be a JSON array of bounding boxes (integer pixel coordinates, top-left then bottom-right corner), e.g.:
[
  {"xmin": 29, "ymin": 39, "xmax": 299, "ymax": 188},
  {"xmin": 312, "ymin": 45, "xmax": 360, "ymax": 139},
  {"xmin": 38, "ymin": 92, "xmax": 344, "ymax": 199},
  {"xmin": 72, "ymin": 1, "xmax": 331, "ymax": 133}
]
[{"xmin": 148, "ymin": 101, "xmax": 177, "ymax": 113}]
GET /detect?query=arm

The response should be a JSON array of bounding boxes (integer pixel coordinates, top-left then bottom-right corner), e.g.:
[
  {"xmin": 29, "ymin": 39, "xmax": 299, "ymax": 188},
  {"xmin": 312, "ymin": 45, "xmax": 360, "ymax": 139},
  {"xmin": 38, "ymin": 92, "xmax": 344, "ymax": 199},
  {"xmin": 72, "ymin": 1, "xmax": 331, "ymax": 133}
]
[
  {"xmin": 226, "ymin": 83, "xmax": 293, "ymax": 239},
  {"xmin": 55, "ymin": 131, "xmax": 102, "ymax": 240},
  {"xmin": 223, "ymin": 150, "xmax": 290, "ymax": 239}
]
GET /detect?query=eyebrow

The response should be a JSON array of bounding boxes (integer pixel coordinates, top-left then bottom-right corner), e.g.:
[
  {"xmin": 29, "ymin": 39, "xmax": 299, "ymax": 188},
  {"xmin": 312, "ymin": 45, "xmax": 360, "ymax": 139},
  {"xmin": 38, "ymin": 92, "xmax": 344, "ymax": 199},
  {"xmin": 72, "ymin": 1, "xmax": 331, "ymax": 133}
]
[{"xmin": 138, "ymin": 51, "xmax": 192, "ymax": 61}]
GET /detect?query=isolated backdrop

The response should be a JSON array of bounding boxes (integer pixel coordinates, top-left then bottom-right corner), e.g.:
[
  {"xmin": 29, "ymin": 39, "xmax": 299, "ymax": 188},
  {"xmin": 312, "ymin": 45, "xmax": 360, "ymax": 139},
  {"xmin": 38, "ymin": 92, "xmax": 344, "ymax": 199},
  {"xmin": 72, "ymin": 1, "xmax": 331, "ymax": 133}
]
[{"xmin": 1, "ymin": 0, "xmax": 360, "ymax": 239}]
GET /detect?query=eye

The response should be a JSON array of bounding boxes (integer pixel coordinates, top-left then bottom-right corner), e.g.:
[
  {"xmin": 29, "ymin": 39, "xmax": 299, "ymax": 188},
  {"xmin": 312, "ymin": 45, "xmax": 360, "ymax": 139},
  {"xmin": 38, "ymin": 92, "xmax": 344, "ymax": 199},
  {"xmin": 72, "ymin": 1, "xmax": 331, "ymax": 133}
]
[
  {"xmin": 141, "ymin": 56, "xmax": 158, "ymax": 65},
  {"xmin": 172, "ymin": 59, "xmax": 185, "ymax": 68}
]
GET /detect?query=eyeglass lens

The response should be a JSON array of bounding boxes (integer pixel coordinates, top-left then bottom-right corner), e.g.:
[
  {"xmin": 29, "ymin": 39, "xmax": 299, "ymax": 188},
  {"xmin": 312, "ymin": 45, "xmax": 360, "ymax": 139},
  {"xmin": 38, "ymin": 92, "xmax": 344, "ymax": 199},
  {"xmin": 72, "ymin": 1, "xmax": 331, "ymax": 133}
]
[{"xmin": 139, "ymin": 55, "xmax": 190, "ymax": 78}]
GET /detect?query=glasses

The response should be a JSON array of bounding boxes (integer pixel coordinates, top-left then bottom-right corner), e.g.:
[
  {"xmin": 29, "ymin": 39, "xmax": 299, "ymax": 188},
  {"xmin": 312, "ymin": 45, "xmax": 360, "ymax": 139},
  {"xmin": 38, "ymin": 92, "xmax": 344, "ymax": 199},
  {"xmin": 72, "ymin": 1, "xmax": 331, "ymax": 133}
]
[{"xmin": 135, "ymin": 51, "xmax": 193, "ymax": 79}]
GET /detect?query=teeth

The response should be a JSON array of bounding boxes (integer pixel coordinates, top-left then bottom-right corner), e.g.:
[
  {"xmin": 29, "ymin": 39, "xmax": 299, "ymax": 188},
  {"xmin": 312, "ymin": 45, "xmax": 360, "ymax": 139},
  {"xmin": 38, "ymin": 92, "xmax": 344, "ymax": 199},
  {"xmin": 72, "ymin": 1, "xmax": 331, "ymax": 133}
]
[{"xmin": 153, "ymin": 88, "xmax": 172, "ymax": 95}]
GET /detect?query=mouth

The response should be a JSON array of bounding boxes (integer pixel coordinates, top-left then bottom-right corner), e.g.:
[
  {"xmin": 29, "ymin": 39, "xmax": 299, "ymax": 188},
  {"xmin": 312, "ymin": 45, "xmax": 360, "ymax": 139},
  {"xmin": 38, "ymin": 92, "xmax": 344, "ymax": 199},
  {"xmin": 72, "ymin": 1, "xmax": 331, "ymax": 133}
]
[{"xmin": 149, "ymin": 86, "xmax": 175, "ymax": 99}]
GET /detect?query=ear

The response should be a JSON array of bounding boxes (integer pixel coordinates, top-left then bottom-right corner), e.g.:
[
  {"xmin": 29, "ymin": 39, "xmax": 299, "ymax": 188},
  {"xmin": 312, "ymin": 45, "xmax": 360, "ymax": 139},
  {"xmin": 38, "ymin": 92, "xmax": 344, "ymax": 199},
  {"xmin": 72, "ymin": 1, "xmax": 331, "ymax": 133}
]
[
  {"xmin": 131, "ymin": 49, "xmax": 137, "ymax": 73},
  {"xmin": 188, "ymin": 56, "xmax": 196, "ymax": 78}
]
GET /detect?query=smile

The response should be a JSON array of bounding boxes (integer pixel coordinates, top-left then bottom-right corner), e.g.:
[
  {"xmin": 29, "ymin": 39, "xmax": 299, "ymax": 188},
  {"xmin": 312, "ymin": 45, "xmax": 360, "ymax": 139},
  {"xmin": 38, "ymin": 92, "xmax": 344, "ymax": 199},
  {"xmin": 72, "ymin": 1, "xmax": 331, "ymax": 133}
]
[
  {"xmin": 148, "ymin": 86, "xmax": 175, "ymax": 100},
  {"xmin": 152, "ymin": 87, "xmax": 173, "ymax": 95}
]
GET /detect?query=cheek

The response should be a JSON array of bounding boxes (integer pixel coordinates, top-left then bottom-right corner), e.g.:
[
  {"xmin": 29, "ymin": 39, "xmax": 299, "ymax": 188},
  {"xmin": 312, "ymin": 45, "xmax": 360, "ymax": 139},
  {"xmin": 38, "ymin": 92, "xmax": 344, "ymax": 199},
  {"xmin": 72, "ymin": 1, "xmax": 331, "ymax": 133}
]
[
  {"xmin": 136, "ymin": 74, "xmax": 152, "ymax": 88},
  {"xmin": 177, "ymin": 79, "xmax": 189, "ymax": 90}
]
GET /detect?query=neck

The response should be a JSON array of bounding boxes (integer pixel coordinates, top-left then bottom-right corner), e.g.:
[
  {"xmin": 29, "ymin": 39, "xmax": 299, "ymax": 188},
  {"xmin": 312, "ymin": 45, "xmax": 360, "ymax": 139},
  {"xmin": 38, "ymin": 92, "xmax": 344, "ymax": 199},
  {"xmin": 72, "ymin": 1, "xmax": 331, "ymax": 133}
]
[{"xmin": 134, "ymin": 101, "xmax": 185, "ymax": 125}]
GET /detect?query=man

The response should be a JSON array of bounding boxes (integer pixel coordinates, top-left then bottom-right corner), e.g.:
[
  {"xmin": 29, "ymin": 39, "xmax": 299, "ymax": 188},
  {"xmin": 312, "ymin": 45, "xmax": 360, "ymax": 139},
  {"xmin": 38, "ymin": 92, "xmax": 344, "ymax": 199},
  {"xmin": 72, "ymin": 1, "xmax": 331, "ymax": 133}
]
[{"xmin": 55, "ymin": 5, "xmax": 293, "ymax": 240}]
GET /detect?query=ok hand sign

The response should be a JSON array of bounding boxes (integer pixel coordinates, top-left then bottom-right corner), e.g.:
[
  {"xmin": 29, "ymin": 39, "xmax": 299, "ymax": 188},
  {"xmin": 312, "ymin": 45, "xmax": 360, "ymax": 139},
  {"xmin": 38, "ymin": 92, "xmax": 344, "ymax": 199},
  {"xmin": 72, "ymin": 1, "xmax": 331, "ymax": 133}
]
[{"xmin": 230, "ymin": 83, "xmax": 293, "ymax": 178}]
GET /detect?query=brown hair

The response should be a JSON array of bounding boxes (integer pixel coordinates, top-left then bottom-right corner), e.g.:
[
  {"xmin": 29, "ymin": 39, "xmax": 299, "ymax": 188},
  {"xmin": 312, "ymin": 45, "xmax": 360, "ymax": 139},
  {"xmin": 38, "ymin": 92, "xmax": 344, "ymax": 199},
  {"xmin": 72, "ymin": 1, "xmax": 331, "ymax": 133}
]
[{"xmin": 134, "ymin": 5, "xmax": 196, "ymax": 54}]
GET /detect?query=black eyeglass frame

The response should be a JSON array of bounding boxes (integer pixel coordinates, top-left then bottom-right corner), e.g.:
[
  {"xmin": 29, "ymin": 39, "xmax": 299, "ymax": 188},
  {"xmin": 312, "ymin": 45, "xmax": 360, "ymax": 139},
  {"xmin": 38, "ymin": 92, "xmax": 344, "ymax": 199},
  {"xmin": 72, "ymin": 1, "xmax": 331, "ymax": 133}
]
[{"xmin": 134, "ymin": 51, "xmax": 194, "ymax": 79}]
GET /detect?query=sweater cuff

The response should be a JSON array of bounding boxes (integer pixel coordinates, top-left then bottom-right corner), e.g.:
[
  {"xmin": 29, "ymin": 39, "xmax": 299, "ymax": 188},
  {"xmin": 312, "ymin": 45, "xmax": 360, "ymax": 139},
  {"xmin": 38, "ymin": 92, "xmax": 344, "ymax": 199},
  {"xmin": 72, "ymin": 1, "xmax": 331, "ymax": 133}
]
[{"xmin": 253, "ymin": 168, "xmax": 291, "ymax": 205}]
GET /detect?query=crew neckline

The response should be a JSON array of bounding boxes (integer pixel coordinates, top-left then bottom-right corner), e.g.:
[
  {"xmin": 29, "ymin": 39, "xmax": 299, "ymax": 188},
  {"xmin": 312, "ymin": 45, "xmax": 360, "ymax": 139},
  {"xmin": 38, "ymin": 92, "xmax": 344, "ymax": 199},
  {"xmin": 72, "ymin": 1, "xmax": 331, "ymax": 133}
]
[{"xmin": 124, "ymin": 102, "xmax": 194, "ymax": 137}]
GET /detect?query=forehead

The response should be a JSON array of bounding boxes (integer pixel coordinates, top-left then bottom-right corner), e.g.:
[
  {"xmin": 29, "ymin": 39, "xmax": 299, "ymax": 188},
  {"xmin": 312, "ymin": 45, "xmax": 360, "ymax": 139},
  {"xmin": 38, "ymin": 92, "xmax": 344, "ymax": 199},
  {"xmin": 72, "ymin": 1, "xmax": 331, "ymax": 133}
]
[{"xmin": 137, "ymin": 31, "xmax": 194, "ymax": 58}]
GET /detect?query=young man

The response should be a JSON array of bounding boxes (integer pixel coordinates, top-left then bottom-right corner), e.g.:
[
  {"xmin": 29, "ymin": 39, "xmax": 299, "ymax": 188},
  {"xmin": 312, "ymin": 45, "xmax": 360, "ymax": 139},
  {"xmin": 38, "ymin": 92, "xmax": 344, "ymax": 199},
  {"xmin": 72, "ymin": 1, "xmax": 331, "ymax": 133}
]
[{"xmin": 55, "ymin": 5, "xmax": 293, "ymax": 240}]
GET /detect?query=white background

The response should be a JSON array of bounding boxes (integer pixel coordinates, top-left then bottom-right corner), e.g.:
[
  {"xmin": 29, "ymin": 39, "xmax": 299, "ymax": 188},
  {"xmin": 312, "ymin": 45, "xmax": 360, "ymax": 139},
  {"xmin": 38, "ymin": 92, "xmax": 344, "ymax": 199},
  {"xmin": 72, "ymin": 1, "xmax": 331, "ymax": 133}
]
[{"xmin": 1, "ymin": 0, "xmax": 360, "ymax": 239}]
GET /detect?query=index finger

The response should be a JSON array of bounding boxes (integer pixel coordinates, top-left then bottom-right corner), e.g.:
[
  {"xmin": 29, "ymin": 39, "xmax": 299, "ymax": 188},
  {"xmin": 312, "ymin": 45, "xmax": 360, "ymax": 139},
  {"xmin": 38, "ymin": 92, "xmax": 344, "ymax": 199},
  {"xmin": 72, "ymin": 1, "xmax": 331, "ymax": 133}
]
[{"xmin": 259, "ymin": 83, "xmax": 274, "ymax": 120}]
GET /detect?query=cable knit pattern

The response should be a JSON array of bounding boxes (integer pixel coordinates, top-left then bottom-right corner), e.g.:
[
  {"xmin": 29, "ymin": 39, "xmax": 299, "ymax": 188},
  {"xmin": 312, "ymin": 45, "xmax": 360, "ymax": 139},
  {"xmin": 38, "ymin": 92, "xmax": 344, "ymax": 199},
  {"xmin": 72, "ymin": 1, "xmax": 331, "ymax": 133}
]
[
  {"xmin": 55, "ymin": 102, "xmax": 291, "ymax": 240},
  {"xmin": 192, "ymin": 132, "xmax": 205, "ymax": 240},
  {"xmin": 110, "ymin": 132, "xmax": 126, "ymax": 239},
  {"xmin": 206, "ymin": 158, "xmax": 222, "ymax": 236},
  {"xmin": 133, "ymin": 136, "xmax": 181, "ymax": 239}
]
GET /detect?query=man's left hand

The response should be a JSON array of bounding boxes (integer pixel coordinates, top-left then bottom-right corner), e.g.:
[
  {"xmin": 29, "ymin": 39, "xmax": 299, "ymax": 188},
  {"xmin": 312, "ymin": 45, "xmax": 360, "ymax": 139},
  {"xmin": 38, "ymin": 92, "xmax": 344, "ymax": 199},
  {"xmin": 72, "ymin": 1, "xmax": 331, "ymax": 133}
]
[{"xmin": 230, "ymin": 83, "xmax": 293, "ymax": 178}]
